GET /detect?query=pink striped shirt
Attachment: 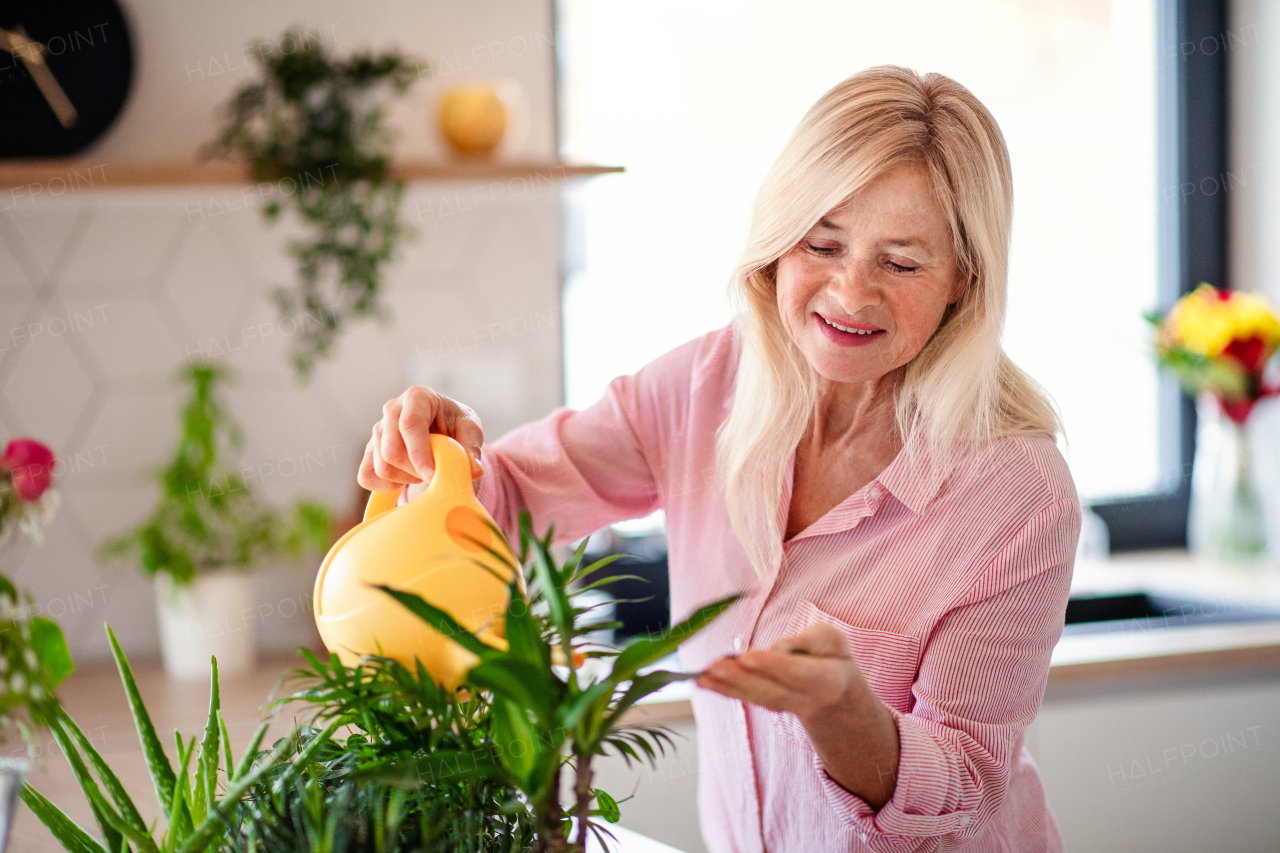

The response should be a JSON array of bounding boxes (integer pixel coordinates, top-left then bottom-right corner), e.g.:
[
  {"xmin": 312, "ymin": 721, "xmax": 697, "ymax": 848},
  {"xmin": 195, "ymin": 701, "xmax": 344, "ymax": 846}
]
[{"xmin": 475, "ymin": 325, "xmax": 1081, "ymax": 852}]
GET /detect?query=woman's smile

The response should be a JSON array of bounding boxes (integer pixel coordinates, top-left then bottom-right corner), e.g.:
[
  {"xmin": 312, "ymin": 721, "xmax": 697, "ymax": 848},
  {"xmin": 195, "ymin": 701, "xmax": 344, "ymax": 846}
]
[{"xmin": 814, "ymin": 312, "xmax": 886, "ymax": 347}]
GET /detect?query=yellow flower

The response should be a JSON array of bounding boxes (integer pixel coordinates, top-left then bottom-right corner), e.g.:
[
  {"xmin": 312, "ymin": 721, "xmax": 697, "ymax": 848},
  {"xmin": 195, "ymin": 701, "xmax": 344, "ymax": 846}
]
[{"xmin": 1165, "ymin": 283, "xmax": 1280, "ymax": 357}]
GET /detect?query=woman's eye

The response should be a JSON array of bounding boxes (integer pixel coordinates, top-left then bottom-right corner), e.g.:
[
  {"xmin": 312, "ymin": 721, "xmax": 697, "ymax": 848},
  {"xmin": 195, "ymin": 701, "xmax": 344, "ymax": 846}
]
[
  {"xmin": 805, "ymin": 242, "xmax": 839, "ymax": 256},
  {"xmin": 886, "ymin": 260, "xmax": 919, "ymax": 274}
]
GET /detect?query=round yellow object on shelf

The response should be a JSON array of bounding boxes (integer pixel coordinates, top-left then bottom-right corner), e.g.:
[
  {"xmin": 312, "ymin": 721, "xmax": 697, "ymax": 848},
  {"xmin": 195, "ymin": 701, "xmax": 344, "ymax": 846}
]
[
  {"xmin": 437, "ymin": 85, "xmax": 508, "ymax": 157},
  {"xmin": 313, "ymin": 434, "xmax": 517, "ymax": 689}
]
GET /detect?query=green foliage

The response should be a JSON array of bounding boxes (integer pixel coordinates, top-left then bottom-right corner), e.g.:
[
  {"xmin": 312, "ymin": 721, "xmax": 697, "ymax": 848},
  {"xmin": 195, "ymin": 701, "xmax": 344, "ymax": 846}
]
[
  {"xmin": 23, "ymin": 626, "xmax": 302, "ymax": 853},
  {"xmin": 99, "ymin": 363, "xmax": 332, "ymax": 585},
  {"xmin": 203, "ymin": 30, "xmax": 424, "ymax": 378},
  {"xmin": 365, "ymin": 514, "xmax": 742, "ymax": 853},
  {"xmin": 0, "ymin": 583, "xmax": 74, "ymax": 731},
  {"xmin": 29, "ymin": 513, "xmax": 739, "ymax": 853}
]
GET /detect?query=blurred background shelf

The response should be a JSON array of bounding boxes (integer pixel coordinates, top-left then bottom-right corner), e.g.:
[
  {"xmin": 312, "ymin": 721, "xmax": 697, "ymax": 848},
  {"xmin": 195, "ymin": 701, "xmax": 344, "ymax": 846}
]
[{"xmin": 0, "ymin": 159, "xmax": 622, "ymax": 189}]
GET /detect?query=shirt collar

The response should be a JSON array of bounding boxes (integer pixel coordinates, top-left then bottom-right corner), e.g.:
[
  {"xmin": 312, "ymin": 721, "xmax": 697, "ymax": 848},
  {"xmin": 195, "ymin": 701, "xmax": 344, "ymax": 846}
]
[{"xmin": 875, "ymin": 426, "xmax": 959, "ymax": 515}]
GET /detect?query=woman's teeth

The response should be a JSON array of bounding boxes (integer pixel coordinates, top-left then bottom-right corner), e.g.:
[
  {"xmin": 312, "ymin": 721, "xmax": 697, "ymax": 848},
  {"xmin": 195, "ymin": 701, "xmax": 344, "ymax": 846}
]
[{"xmin": 821, "ymin": 316, "xmax": 878, "ymax": 335}]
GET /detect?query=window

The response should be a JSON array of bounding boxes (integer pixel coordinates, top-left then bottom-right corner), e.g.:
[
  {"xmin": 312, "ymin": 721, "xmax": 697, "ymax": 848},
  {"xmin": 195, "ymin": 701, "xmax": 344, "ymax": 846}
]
[{"xmin": 557, "ymin": 0, "xmax": 1225, "ymax": 548}]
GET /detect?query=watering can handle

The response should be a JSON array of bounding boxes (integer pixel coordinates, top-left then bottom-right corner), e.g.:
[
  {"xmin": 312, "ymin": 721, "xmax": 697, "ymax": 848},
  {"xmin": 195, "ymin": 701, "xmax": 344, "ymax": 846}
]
[{"xmin": 362, "ymin": 433, "xmax": 474, "ymax": 522}]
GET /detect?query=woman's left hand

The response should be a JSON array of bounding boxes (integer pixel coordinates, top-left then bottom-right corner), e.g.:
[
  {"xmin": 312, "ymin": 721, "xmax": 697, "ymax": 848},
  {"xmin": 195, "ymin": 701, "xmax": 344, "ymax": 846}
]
[{"xmin": 696, "ymin": 622, "xmax": 901, "ymax": 809}]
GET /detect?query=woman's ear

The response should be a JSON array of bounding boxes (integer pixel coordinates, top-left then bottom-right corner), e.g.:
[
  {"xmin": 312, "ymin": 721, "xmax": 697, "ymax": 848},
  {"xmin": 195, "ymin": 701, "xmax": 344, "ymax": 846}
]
[{"xmin": 948, "ymin": 271, "xmax": 972, "ymax": 305}]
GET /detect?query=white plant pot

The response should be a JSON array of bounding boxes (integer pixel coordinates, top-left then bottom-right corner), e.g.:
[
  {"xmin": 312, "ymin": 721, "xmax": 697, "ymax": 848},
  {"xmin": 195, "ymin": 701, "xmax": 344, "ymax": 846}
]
[{"xmin": 155, "ymin": 572, "xmax": 258, "ymax": 680}]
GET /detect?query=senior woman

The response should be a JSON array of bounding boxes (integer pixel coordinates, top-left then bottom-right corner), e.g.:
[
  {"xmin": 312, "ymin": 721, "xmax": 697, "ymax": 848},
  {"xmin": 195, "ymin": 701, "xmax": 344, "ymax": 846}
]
[{"xmin": 360, "ymin": 66, "xmax": 1081, "ymax": 853}]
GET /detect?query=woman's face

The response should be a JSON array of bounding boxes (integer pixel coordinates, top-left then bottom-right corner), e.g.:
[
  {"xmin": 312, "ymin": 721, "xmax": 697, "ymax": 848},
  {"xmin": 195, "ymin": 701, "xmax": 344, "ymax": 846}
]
[{"xmin": 775, "ymin": 161, "xmax": 963, "ymax": 386}]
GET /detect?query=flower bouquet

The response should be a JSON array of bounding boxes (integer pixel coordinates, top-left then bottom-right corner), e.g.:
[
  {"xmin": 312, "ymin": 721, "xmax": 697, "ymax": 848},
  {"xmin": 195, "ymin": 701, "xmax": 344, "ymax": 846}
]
[
  {"xmin": 0, "ymin": 437, "xmax": 74, "ymax": 730},
  {"xmin": 1148, "ymin": 283, "xmax": 1280, "ymax": 559}
]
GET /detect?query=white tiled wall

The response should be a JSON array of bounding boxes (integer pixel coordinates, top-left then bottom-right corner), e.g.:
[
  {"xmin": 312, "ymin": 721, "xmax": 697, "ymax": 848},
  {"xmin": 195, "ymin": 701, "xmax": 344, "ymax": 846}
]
[
  {"xmin": 0, "ymin": 0, "xmax": 568, "ymax": 663},
  {"xmin": 0, "ymin": 184, "xmax": 565, "ymax": 663}
]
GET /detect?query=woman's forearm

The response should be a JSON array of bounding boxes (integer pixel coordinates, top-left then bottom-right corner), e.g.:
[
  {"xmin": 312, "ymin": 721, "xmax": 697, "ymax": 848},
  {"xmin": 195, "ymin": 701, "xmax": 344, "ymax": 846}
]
[{"xmin": 800, "ymin": 680, "xmax": 900, "ymax": 810}]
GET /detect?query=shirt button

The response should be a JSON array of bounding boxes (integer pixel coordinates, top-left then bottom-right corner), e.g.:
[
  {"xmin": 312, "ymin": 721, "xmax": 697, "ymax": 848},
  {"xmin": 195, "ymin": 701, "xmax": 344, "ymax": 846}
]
[
  {"xmin": 958, "ymin": 814, "xmax": 970, "ymax": 827},
  {"xmin": 857, "ymin": 830, "xmax": 868, "ymax": 841},
  {"xmin": 733, "ymin": 636, "xmax": 743, "ymax": 653}
]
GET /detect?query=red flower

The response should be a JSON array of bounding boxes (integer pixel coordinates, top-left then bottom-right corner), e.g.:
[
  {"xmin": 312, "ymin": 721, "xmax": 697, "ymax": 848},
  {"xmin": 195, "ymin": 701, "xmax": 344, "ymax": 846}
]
[
  {"xmin": 1222, "ymin": 336, "xmax": 1270, "ymax": 374},
  {"xmin": 3, "ymin": 439, "xmax": 55, "ymax": 501},
  {"xmin": 1220, "ymin": 398, "xmax": 1257, "ymax": 425}
]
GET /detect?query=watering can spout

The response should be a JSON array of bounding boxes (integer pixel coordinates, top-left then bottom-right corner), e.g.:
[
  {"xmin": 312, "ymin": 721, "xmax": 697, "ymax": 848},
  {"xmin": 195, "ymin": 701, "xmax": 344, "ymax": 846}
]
[{"xmin": 313, "ymin": 433, "xmax": 517, "ymax": 689}]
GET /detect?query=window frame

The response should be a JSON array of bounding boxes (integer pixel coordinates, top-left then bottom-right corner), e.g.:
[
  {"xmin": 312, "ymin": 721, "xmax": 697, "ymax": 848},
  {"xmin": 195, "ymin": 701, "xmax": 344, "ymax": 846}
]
[{"xmin": 1090, "ymin": 0, "xmax": 1228, "ymax": 550}]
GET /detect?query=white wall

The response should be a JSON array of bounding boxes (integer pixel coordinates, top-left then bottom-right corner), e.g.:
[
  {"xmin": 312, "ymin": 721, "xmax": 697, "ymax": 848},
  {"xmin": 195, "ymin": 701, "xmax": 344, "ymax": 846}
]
[{"xmin": 0, "ymin": 0, "xmax": 566, "ymax": 664}]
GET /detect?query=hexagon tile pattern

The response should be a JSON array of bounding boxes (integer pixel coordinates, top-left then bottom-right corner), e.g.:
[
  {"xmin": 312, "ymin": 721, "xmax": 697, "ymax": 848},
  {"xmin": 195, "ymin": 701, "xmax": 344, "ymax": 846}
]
[{"xmin": 0, "ymin": 187, "xmax": 565, "ymax": 663}]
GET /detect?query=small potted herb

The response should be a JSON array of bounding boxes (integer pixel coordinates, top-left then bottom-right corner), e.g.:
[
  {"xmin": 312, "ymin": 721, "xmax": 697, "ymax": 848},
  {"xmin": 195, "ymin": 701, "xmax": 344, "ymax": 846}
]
[{"xmin": 100, "ymin": 363, "xmax": 331, "ymax": 680}]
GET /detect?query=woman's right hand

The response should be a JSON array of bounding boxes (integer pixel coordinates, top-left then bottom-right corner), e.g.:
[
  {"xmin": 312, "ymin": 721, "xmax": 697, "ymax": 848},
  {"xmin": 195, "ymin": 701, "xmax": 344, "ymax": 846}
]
[{"xmin": 357, "ymin": 386, "xmax": 485, "ymax": 496}]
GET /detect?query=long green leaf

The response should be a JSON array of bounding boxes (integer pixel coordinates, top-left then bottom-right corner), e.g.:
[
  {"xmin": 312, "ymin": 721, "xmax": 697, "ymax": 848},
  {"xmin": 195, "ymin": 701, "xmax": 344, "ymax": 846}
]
[
  {"xmin": 176, "ymin": 721, "xmax": 331, "ymax": 853},
  {"xmin": 502, "ymin": 578, "xmax": 548, "ymax": 669},
  {"xmin": 194, "ymin": 657, "xmax": 221, "ymax": 825},
  {"xmin": 612, "ymin": 594, "xmax": 741, "ymax": 683},
  {"xmin": 605, "ymin": 669, "xmax": 699, "ymax": 728},
  {"xmin": 530, "ymin": 541, "xmax": 572, "ymax": 640},
  {"xmin": 59, "ymin": 710, "xmax": 157, "ymax": 851},
  {"xmin": 46, "ymin": 715, "xmax": 125, "ymax": 853},
  {"xmin": 20, "ymin": 784, "xmax": 110, "ymax": 853},
  {"xmin": 218, "ymin": 714, "xmax": 235, "ymax": 782},
  {"xmin": 233, "ymin": 721, "xmax": 269, "ymax": 782},
  {"xmin": 490, "ymin": 696, "xmax": 537, "ymax": 785},
  {"xmin": 375, "ymin": 585, "xmax": 496, "ymax": 659},
  {"xmin": 558, "ymin": 679, "xmax": 613, "ymax": 733},
  {"xmin": 106, "ymin": 625, "xmax": 176, "ymax": 815},
  {"xmin": 165, "ymin": 733, "xmax": 196, "ymax": 851},
  {"xmin": 466, "ymin": 657, "xmax": 556, "ymax": 722}
]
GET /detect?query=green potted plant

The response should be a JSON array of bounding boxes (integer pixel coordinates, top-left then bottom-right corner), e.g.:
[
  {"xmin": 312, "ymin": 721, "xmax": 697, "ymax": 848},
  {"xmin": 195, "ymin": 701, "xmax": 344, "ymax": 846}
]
[
  {"xmin": 100, "ymin": 363, "xmax": 331, "ymax": 680},
  {"xmin": 28, "ymin": 513, "xmax": 737, "ymax": 852},
  {"xmin": 203, "ymin": 31, "xmax": 424, "ymax": 379}
]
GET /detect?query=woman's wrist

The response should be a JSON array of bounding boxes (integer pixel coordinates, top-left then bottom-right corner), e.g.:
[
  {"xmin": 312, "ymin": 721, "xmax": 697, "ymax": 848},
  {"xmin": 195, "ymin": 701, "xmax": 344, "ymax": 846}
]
[{"xmin": 801, "ymin": 679, "xmax": 900, "ymax": 810}]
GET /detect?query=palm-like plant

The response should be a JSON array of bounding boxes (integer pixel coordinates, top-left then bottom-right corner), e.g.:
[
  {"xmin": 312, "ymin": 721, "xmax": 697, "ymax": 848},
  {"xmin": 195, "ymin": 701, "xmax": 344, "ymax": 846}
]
[{"xmin": 366, "ymin": 514, "xmax": 739, "ymax": 853}]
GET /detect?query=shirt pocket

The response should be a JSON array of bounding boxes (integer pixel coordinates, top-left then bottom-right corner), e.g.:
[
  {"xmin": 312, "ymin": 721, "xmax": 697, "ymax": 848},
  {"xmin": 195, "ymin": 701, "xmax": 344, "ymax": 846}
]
[{"xmin": 776, "ymin": 599, "xmax": 922, "ymax": 751}]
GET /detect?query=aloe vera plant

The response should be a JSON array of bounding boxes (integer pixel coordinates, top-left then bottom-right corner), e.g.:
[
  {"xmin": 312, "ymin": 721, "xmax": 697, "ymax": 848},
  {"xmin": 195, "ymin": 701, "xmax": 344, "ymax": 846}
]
[{"xmin": 20, "ymin": 625, "xmax": 313, "ymax": 853}]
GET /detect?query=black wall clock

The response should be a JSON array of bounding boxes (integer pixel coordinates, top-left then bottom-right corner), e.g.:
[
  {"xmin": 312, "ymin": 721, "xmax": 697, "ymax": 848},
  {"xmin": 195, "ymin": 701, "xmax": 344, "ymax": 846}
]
[{"xmin": 0, "ymin": 0, "xmax": 134, "ymax": 157}]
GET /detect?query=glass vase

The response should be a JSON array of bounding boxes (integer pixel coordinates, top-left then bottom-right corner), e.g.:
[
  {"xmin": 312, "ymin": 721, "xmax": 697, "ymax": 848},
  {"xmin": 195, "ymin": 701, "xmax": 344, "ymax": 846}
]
[
  {"xmin": 0, "ymin": 757, "xmax": 26, "ymax": 853},
  {"xmin": 1187, "ymin": 395, "xmax": 1267, "ymax": 561}
]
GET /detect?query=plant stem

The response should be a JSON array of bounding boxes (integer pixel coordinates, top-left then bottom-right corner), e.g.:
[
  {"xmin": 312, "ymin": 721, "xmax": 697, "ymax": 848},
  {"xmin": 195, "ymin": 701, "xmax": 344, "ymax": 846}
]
[{"xmin": 572, "ymin": 751, "xmax": 594, "ymax": 852}]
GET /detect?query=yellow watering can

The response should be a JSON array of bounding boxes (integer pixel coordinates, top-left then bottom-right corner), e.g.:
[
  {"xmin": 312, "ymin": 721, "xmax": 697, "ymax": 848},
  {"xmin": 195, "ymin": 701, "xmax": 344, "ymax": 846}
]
[{"xmin": 313, "ymin": 434, "xmax": 518, "ymax": 689}]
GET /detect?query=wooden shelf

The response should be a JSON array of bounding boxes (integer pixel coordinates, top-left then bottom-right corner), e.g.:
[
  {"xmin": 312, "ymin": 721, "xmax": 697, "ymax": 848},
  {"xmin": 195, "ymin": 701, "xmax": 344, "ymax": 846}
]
[{"xmin": 0, "ymin": 159, "xmax": 623, "ymax": 190}]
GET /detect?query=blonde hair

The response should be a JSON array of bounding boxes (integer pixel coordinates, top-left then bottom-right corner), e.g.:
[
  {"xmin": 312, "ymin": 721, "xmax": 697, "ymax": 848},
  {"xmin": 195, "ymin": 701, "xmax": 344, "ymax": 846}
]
[{"xmin": 717, "ymin": 65, "xmax": 1062, "ymax": 577}]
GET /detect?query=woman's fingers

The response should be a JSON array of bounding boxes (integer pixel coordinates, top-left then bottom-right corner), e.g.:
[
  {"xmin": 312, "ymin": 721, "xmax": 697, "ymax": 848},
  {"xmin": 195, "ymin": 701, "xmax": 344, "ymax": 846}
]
[
  {"xmin": 372, "ymin": 421, "xmax": 422, "ymax": 485},
  {"xmin": 769, "ymin": 622, "xmax": 850, "ymax": 658},
  {"xmin": 358, "ymin": 433, "xmax": 402, "ymax": 492},
  {"xmin": 697, "ymin": 660, "xmax": 799, "ymax": 713},
  {"xmin": 357, "ymin": 386, "xmax": 486, "ymax": 495},
  {"xmin": 450, "ymin": 404, "xmax": 486, "ymax": 480}
]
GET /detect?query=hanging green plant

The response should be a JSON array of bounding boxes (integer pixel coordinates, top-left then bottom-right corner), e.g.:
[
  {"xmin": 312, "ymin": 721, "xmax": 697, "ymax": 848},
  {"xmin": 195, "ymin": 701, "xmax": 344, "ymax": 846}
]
[{"xmin": 203, "ymin": 31, "xmax": 425, "ymax": 379}]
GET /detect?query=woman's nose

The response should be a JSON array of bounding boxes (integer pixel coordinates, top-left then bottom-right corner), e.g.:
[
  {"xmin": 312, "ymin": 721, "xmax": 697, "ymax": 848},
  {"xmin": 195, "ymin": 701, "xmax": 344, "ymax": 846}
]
[{"xmin": 827, "ymin": 259, "xmax": 880, "ymax": 309}]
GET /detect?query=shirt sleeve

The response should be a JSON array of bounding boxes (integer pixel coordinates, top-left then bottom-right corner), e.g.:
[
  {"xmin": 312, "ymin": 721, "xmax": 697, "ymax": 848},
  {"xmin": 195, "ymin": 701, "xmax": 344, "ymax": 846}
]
[
  {"xmin": 813, "ymin": 497, "xmax": 1080, "ymax": 850},
  {"xmin": 472, "ymin": 371, "xmax": 666, "ymax": 548}
]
